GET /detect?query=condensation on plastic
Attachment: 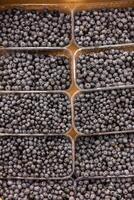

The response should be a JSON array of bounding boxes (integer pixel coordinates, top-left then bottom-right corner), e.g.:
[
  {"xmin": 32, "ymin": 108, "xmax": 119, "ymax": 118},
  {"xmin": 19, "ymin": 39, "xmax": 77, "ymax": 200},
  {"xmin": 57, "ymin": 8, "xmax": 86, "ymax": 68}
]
[
  {"xmin": 0, "ymin": 4, "xmax": 73, "ymax": 49},
  {"xmin": 72, "ymin": 86, "xmax": 134, "ymax": 136},
  {"xmin": 74, "ymin": 133, "xmax": 134, "ymax": 179},
  {"xmin": 73, "ymin": 0, "xmax": 134, "ymax": 49},
  {"xmin": 74, "ymin": 45, "xmax": 134, "ymax": 91},
  {"xmin": 0, "ymin": 90, "xmax": 73, "ymax": 136},
  {"xmin": 0, "ymin": 48, "xmax": 74, "ymax": 92},
  {"xmin": 0, "ymin": 134, "xmax": 75, "ymax": 180}
]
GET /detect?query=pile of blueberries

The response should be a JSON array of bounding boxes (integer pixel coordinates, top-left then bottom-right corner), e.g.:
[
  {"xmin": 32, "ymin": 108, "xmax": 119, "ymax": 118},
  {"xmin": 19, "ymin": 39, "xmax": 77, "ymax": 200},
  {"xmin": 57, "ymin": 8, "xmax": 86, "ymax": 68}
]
[
  {"xmin": 75, "ymin": 133, "xmax": 134, "ymax": 178},
  {"xmin": 0, "ymin": 52, "xmax": 71, "ymax": 90},
  {"xmin": 74, "ymin": 8, "xmax": 134, "ymax": 47},
  {"xmin": 74, "ymin": 88, "xmax": 134, "ymax": 134},
  {"xmin": 0, "ymin": 5, "xmax": 134, "ymax": 200},
  {"xmin": 0, "ymin": 93, "xmax": 72, "ymax": 134},
  {"xmin": 0, "ymin": 8, "xmax": 71, "ymax": 47},
  {"xmin": 0, "ymin": 179, "xmax": 75, "ymax": 200},
  {"xmin": 0, "ymin": 135, "xmax": 73, "ymax": 178},
  {"xmin": 76, "ymin": 49, "xmax": 134, "ymax": 89},
  {"xmin": 76, "ymin": 178, "xmax": 134, "ymax": 200}
]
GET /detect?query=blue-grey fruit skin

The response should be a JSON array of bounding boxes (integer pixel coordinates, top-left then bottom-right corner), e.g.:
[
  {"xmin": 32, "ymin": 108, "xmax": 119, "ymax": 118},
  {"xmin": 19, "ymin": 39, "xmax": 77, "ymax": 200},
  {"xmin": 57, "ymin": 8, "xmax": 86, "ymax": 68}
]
[
  {"xmin": 0, "ymin": 93, "xmax": 72, "ymax": 134},
  {"xmin": 74, "ymin": 8, "xmax": 134, "ymax": 47},
  {"xmin": 76, "ymin": 178, "xmax": 134, "ymax": 200},
  {"xmin": 0, "ymin": 8, "xmax": 71, "ymax": 47},
  {"xmin": 0, "ymin": 136, "xmax": 73, "ymax": 178},
  {"xmin": 75, "ymin": 133, "xmax": 134, "ymax": 178},
  {"xmin": 76, "ymin": 49, "xmax": 134, "ymax": 89},
  {"xmin": 74, "ymin": 88, "xmax": 134, "ymax": 134},
  {"xmin": 0, "ymin": 53, "xmax": 71, "ymax": 91},
  {"xmin": 0, "ymin": 179, "xmax": 74, "ymax": 199}
]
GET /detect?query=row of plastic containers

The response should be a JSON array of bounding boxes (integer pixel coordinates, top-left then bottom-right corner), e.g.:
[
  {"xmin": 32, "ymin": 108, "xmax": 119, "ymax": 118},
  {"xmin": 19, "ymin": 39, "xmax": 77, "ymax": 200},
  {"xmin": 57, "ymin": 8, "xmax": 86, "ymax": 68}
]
[
  {"xmin": 0, "ymin": 4, "xmax": 134, "ymax": 48},
  {"xmin": 0, "ymin": 87, "xmax": 133, "ymax": 135},
  {"xmin": 0, "ymin": 46, "xmax": 134, "ymax": 91},
  {"xmin": 0, "ymin": 132, "xmax": 133, "ymax": 179},
  {"xmin": 0, "ymin": 177, "xmax": 133, "ymax": 199}
]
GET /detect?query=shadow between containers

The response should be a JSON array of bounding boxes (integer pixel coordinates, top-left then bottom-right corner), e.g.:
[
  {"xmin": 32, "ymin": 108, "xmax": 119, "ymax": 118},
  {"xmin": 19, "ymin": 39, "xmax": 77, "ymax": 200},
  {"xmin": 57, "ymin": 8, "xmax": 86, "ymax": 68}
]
[
  {"xmin": 0, "ymin": 90, "xmax": 73, "ymax": 136},
  {"xmin": 0, "ymin": 134, "xmax": 75, "ymax": 180},
  {"xmin": 72, "ymin": 85, "xmax": 134, "ymax": 136},
  {"xmin": 0, "ymin": 4, "xmax": 73, "ymax": 49},
  {"xmin": 73, "ymin": 0, "xmax": 134, "ymax": 49}
]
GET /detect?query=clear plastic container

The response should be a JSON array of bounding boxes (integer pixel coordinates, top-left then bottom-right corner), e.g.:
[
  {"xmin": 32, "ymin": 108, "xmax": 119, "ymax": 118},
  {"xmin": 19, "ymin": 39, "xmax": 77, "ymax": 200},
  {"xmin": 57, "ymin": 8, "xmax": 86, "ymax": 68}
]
[
  {"xmin": 0, "ymin": 134, "xmax": 75, "ymax": 180},
  {"xmin": 0, "ymin": 4, "xmax": 73, "ymax": 48},
  {"xmin": 72, "ymin": 87, "xmax": 134, "ymax": 136},
  {"xmin": 0, "ymin": 91, "xmax": 73, "ymax": 135},
  {"xmin": 74, "ymin": 45, "xmax": 134, "ymax": 91},
  {"xmin": 0, "ymin": 48, "xmax": 73, "ymax": 91}
]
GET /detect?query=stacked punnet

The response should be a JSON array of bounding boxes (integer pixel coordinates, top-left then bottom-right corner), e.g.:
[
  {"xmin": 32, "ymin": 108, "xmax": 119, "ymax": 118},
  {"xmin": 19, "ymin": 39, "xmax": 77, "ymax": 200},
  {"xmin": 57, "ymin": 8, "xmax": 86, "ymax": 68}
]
[{"xmin": 73, "ymin": 5, "xmax": 134, "ymax": 200}]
